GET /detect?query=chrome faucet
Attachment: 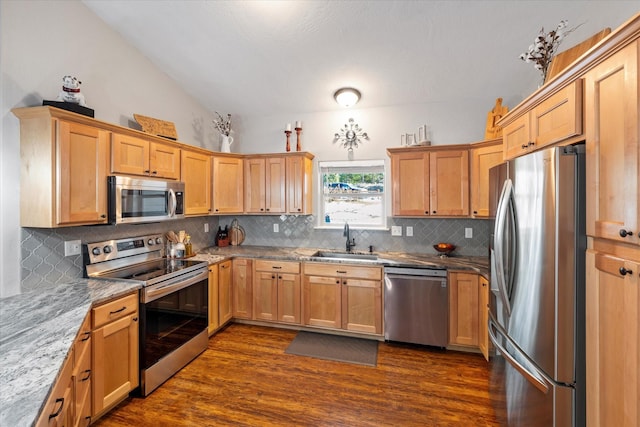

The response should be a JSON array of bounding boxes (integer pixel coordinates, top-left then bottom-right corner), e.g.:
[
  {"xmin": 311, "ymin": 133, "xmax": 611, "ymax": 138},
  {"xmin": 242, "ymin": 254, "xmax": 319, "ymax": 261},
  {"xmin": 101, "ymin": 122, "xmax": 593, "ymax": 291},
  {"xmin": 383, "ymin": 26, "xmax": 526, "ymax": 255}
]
[{"xmin": 343, "ymin": 222, "xmax": 356, "ymax": 252}]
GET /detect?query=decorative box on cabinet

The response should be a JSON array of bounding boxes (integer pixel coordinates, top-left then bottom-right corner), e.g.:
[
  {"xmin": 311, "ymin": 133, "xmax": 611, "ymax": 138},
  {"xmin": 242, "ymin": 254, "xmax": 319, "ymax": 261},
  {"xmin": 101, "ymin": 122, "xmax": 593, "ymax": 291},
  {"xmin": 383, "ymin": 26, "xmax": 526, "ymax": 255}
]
[
  {"xmin": 13, "ymin": 107, "xmax": 110, "ymax": 227},
  {"xmin": 501, "ymin": 80, "xmax": 583, "ymax": 160},
  {"xmin": 111, "ymin": 132, "xmax": 180, "ymax": 179}
]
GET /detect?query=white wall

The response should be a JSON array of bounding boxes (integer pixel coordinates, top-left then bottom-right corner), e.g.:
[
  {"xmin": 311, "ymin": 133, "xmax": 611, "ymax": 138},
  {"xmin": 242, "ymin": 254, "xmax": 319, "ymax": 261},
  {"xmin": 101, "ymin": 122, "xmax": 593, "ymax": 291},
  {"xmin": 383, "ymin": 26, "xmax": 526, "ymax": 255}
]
[{"xmin": 0, "ymin": 1, "xmax": 217, "ymax": 297}]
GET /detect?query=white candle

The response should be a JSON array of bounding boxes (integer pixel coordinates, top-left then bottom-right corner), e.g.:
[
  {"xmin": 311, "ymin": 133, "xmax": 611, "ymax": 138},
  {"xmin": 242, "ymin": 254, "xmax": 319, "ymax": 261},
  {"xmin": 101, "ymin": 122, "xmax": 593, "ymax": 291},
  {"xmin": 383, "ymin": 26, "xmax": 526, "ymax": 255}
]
[
  {"xmin": 285, "ymin": 123, "xmax": 291, "ymax": 132},
  {"xmin": 295, "ymin": 121, "xmax": 302, "ymax": 129}
]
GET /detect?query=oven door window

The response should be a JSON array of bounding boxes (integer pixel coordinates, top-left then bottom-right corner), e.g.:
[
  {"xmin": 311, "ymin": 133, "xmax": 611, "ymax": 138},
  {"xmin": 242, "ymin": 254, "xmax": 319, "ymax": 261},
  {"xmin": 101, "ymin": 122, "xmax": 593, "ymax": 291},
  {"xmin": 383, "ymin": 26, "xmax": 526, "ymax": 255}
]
[
  {"xmin": 140, "ymin": 277, "xmax": 208, "ymax": 369},
  {"xmin": 121, "ymin": 189, "xmax": 168, "ymax": 218}
]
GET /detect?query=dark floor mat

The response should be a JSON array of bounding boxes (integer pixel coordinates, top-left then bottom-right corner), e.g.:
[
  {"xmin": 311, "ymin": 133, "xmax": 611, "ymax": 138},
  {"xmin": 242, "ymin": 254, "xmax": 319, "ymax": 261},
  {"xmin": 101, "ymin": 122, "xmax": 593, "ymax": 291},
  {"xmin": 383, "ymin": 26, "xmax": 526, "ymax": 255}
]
[{"xmin": 285, "ymin": 331, "xmax": 378, "ymax": 367}]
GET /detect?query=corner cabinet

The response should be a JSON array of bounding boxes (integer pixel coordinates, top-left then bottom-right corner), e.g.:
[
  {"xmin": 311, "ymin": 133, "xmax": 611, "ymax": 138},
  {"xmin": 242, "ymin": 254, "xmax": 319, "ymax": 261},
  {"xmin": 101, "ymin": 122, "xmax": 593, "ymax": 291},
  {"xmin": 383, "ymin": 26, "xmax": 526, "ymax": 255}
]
[
  {"xmin": 470, "ymin": 139, "xmax": 503, "ymax": 217},
  {"xmin": 388, "ymin": 145, "xmax": 469, "ymax": 217},
  {"xmin": 181, "ymin": 148, "xmax": 212, "ymax": 216},
  {"xmin": 212, "ymin": 155, "xmax": 244, "ymax": 214},
  {"xmin": 13, "ymin": 107, "xmax": 110, "ymax": 227}
]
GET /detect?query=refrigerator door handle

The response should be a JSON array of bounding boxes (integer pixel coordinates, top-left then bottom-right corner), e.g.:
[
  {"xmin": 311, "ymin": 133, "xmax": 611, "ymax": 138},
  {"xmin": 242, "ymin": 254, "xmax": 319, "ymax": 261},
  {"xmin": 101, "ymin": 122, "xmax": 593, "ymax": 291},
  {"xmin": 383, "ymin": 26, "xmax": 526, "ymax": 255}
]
[
  {"xmin": 493, "ymin": 179, "xmax": 513, "ymax": 316},
  {"xmin": 489, "ymin": 316, "xmax": 551, "ymax": 394}
]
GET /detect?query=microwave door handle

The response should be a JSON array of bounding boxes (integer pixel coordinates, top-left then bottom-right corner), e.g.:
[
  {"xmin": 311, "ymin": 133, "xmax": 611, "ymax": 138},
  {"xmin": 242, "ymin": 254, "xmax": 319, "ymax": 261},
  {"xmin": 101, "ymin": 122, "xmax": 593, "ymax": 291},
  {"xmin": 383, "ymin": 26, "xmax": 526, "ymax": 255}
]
[
  {"xmin": 488, "ymin": 316, "xmax": 550, "ymax": 394},
  {"xmin": 493, "ymin": 179, "xmax": 513, "ymax": 316},
  {"xmin": 168, "ymin": 189, "xmax": 177, "ymax": 217}
]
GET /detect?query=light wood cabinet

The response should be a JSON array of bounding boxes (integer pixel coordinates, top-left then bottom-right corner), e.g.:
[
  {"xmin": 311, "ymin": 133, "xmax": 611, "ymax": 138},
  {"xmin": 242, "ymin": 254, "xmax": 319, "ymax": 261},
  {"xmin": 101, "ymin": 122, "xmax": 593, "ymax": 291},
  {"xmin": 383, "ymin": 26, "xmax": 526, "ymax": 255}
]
[
  {"xmin": 448, "ymin": 271, "xmax": 479, "ymax": 347},
  {"xmin": 303, "ymin": 263, "xmax": 382, "ymax": 334},
  {"xmin": 232, "ymin": 258, "xmax": 253, "ymax": 319},
  {"xmin": 286, "ymin": 154, "xmax": 314, "ymax": 214},
  {"xmin": 111, "ymin": 133, "xmax": 180, "ymax": 179},
  {"xmin": 502, "ymin": 80, "xmax": 583, "ymax": 160},
  {"xmin": 586, "ymin": 246, "xmax": 639, "ymax": 427},
  {"xmin": 477, "ymin": 276, "xmax": 490, "ymax": 361},
  {"xmin": 208, "ymin": 263, "xmax": 219, "ymax": 334},
  {"xmin": 244, "ymin": 156, "xmax": 286, "ymax": 214},
  {"xmin": 429, "ymin": 149, "xmax": 469, "ymax": 216},
  {"xmin": 585, "ymin": 41, "xmax": 639, "ymax": 246},
  {"xmin": 218, "ymin": 260, "xmax": 233, "ymax": 325},
  {"xmin": 470, "ymin": 139, "xmax": 503, "ymax": 217},
  {"xmin": 213, "ymin": 155, "xmax": 244, "ymax": 214},
  {"xmin": 13, "ymin": 107, "xmax": 110, "ymax": 227},
  {"xmin": 181, "ymin": 149, "xmax": 212, "ymax": 216},
  {"xmin": 36, "ymin": 353, "xmax": 74, "ymax": 427},
  {"xmin": 388, "ymin": 145, "xmax": 469, "ymax": 217},
  {"xmin": 253, "ymin": 260, "xmax": 301, "ymax": 324},
  {"xmin": 91, "ymin": 292, "xmax": 139, "ymax": 418}
]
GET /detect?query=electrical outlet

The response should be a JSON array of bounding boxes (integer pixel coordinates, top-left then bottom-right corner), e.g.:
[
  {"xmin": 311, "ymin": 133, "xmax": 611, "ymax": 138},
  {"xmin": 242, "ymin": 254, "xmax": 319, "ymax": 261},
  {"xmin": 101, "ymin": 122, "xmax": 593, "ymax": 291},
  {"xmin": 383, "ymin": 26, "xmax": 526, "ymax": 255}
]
[
  {"xmin": 391, "ymin": 226, "xmax": 402, "ymax": 236},
  {"xmin": 273, "ymin": 224, "xmax": 279, "ymax": 233},
  {"xmin": 465, "ymin": 227, "xmax": 473, "ymax": 238},
  {"xmin": 64, "ymin": 240, "xmax": 82, "ymax": 257},
  {"xmin": 204, "ymin": 223, "xmax": 209, "ymax": 232},
  {"xmin": 406, "ymin": 226, "xmax": 413, "ymax": 237}
]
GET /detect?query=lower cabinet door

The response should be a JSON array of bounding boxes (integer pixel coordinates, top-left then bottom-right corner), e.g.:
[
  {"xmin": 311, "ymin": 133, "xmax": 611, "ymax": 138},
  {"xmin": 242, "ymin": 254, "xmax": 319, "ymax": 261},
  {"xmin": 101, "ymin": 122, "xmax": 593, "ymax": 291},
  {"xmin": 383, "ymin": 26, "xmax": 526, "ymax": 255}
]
[
  {"xmin": 303, "ymin": 275, "xmax": 341, "ymax": 329},
  {"xmin": 341, "ymin": 278, "xmax": 382, "ymax": 334},
  {"xmin": 277, "ymin": 273, "xmax": 301, "ymax": 324}
]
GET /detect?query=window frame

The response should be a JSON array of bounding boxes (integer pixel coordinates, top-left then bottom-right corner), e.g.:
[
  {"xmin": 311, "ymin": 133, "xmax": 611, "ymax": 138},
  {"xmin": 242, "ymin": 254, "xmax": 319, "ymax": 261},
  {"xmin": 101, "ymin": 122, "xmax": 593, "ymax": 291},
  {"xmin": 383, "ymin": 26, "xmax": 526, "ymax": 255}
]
[{"xmin": 315, "ymin": 159, "xmax": 387, "ymax": 230}]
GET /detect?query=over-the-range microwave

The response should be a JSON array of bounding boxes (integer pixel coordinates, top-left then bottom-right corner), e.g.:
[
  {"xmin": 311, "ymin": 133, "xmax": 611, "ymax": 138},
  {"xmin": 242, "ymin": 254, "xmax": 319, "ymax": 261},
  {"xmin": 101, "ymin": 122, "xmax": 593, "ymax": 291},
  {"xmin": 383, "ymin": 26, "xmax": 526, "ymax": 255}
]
[{"xmin": 108, "ymin": 175, "xmax": 185, "ymax": 225}]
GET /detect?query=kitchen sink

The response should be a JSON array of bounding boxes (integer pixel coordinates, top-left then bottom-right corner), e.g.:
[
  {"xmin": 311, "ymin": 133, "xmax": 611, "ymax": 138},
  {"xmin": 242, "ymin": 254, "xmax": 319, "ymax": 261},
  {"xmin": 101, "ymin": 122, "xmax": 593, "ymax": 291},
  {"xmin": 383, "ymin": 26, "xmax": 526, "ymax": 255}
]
[{"xmin": 311, "ymin": 251, "xmax": 379, "ymax": 261}]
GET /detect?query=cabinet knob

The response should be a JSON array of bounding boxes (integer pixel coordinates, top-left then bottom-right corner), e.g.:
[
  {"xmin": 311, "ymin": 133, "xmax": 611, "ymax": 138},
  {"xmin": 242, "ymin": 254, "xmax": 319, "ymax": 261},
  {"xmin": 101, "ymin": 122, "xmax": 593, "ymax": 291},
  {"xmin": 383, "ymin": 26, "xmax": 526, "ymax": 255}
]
[
  {"xmin": 473, "ymin": 210, "xmax": 478, "ymax": 214},
  {"xmin": 619, "ymin": 267, "xmax": 633, "ymax": 276},
  {"xmin": 336, "ymin": 280, "xmax": 340, "ymax": 284},
  {"xmin": 151, "ymin": 171, "xmax": 157, "ymax": 175},
  {"xmin": 619, "ymin": 229, "xmax": 633, "ymax": 238},
  {"xmin": 144, "ymin": 170, "xmax": 150, "ymax": 174},
  {"xmin": 528, "ymin": 142, "xmax": 535, "ymax": 147},
  {"xmin": 432, "ymin": 210, "xmax": 437, "ymax": 214},
  {"xmin": 266, "ymin": 208, "xmax": 270, "ymax": 211},
  {"xmin": 521, "ymin": 144, "xmax": 528, "ymax": 149},
  {"xmin": 272, "ymin": 275, "xmax": 275, "ymax": 279},
  {"xmin": 100, "ymin": 214, "xmax": 106, "ymax": 219}
]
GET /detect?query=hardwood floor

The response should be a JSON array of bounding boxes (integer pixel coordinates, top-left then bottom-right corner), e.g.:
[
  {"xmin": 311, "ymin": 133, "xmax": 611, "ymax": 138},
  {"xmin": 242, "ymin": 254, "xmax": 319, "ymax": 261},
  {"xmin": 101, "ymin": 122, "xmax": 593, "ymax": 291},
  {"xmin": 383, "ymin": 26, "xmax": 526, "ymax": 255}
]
[{"xmin": 94, "ymin": 324, "xmax": 498, "ymax": 426}]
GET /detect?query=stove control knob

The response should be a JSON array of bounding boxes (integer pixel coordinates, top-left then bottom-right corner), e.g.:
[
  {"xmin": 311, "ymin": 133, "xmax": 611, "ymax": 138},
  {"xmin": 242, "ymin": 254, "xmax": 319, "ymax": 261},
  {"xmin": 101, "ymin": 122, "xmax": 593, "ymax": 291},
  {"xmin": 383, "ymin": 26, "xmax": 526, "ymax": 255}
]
[
  {"xmin": 103, "ymin": 246, "xmax": 112, "ymax": 254},
  {"xmin": 92, "ymin": 247, "xmax": 101, "ymax": 256},
  {"xmin": 148, "ymin": 238, "xmax": 155, "ymax": 246},
  {"xmin": 155, "ymin": 237, "xmax": 163, "ymax": 245}
]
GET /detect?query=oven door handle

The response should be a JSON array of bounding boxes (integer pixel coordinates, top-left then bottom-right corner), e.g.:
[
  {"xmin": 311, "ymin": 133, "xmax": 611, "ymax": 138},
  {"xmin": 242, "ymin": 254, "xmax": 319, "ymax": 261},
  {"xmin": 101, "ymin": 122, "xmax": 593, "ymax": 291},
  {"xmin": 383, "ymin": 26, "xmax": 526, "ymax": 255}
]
[{"xmin": 143, "ymin": 269, "xmax": 207, "ymax": 303}]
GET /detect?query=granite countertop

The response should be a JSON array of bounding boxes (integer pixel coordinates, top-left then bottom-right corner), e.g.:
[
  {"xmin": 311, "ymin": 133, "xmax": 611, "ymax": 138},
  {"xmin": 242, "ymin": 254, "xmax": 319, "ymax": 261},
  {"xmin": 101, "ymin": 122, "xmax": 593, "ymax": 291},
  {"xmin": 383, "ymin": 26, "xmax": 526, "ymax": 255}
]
[
  {"xmin": 0, "ymin": 279, "xmax": 141, "ymax": 427},
  {"xmin": 194, "ymin": 245, "xmax": 489, "ymax": 277},
  {"xmin": 1, "ymin": 246, "xmax": 487, "ymax": 426}
]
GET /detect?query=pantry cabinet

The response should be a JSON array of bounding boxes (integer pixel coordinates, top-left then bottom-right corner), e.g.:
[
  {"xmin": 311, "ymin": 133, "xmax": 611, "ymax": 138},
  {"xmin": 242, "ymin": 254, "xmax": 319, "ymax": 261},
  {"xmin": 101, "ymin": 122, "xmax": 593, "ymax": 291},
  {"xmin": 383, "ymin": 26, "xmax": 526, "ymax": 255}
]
[
  {"xmin": 470, "ymin": 139, "xmax": 503, "ymax": 217},
  {"xmin": 501, "ymin": 80, "xmax": 583, "ymax": 160},
  {"xmin": 584, "ymin": 41, "xmax": 639, "ymax": 246},
  {"xmin": 586, "ymin": 245, "xmax": 639, "ymax": 427},
  {"xmin": 244, "ymin": 156, "xmax": 286, "ymax": 214},
  {"xmin": 13, "ymin": 107, "xmax": 110, "ymax": 227},
  {"xmin": 388, "ymin": 145, "xmax": 469, "ymax": 217},
  {"xmin": 232, "ymin": 258, "xmax": 253, "ymax": 319},
  {"xmin": 303, "ymin": 263, "xmax": 382, "ymax": 335},
  {"xmin": 111, "ymin": 132, "xmax": 180, "ymax": 179},
  {"xmin": 91, "ymin": 292, "xmax": 139, "ymax": 418},
  {"xmin": 253, "ymin": 260, "xmax": 301, "ymax": 324},
  {"xmin": 213, "ymin": 155, "xmax": 244, "ymax": 214},
  {"xmin": 181, "ymin": 148, "xmax": 212, "ymax": 216}
]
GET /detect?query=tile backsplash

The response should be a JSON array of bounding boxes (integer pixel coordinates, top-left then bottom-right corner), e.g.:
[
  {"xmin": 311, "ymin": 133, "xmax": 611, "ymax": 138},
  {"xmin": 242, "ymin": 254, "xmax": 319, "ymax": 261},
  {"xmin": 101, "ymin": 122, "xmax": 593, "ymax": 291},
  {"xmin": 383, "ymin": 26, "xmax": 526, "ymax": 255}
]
[{"xmin": 20, "ymin": 214, "xmax": 490, "ymax": 293}]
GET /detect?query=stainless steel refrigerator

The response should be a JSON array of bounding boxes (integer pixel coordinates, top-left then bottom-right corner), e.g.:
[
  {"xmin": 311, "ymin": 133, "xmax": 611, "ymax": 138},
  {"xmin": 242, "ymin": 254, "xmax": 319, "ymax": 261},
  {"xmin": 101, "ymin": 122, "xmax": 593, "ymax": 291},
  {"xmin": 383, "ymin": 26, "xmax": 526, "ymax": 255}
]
[{"xmin": 488, "ymin": 144, "xmax": 586, "ymax": 427}]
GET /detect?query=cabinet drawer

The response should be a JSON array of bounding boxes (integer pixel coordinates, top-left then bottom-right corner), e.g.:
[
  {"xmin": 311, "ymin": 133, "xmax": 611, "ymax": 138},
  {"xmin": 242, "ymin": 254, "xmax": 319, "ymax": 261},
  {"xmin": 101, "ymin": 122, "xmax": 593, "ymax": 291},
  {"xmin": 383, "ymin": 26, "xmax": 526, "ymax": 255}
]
[
  {"xmin": 255, "ymin": 260, "xmax": 300, "ymax": 274},
  {"xmin": 303, "ymin": 263, "xmax": 382, "ymax": 280},
  {"xmin": 92, "ymin": 293, "xmax": 138, "ymax": 329}
]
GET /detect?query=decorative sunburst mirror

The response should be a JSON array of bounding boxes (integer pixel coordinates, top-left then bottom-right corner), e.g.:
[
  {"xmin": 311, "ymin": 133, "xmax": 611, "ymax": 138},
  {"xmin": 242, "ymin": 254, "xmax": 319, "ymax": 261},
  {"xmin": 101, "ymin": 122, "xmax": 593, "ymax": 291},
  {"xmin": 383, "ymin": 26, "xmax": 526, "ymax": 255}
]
[{"xmin": 334, "ymin": 118, "xmax": 369, "ymax": 154}]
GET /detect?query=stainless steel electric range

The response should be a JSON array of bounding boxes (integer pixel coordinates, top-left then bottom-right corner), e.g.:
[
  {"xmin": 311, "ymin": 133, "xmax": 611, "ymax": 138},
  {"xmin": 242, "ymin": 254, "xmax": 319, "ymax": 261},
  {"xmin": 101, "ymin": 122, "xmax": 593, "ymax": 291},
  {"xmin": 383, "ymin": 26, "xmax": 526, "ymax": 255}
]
[{"xmin": 84, "ymin": 234, "xmax": 209, "ymax": 396}]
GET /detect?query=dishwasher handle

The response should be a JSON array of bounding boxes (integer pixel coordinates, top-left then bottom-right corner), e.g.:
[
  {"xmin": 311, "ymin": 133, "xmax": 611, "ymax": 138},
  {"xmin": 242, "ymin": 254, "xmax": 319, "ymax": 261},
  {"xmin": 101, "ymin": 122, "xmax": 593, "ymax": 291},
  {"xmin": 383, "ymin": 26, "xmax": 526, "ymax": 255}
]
[{"xmin": 383, "ymin": 267, "xmax": 447, "ymax": 278}]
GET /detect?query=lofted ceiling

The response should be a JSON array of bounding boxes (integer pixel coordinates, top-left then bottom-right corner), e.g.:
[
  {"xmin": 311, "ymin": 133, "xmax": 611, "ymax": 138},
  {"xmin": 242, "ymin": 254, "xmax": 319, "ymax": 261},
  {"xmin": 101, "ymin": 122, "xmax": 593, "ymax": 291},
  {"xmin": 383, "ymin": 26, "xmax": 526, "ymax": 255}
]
[{"xmin": 83, "ymin": 1, "xmax": 637, "ymax": 118}]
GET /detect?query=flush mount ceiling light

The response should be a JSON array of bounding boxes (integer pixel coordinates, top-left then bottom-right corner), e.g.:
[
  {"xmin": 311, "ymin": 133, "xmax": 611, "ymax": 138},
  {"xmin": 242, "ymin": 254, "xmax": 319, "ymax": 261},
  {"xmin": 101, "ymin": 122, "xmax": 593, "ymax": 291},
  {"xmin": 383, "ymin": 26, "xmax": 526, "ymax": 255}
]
[{"xmin": 334, "ymin": 88, "xmax": 361, "ymax": 107}]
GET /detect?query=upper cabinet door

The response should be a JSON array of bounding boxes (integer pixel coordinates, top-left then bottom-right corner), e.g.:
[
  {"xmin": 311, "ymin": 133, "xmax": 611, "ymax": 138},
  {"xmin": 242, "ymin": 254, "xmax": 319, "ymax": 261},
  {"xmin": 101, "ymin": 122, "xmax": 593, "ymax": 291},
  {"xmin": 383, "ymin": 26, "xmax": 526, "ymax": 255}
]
[
  {"xmin": 390, "ymin": 151, "xmax": 430, "ymax": 216},
  {"xmin": 111, "ymin": 133, "xmax": 150, "ymax": 176},
  {"xmin": 213, "ymin": 155, "xmax": 244, "ymax": 214},
  {"xmin": 181, "ymin": 149, "xmax": 211, "ymax": 216},
  {"xmin": 585, "ymin": 41, "xmax": 639, "ymax": 245},
  {"xmin": 470, "ymin": 141, "xmax": 503, "ymax": 217},
  {"xmin": 57, "ymin": 120, "xmax": 110, "ymax": 225},
  {"xmin": 286, "ymin": 155, "xmax": 312, "ymax": 214},
  {"xmin": 149, "ymin": 141, "xmax": 181, "ymax": 179},
  {"xmin": 265, "ymin": 157, "xmax": 286, "ymax": 213},
  {"xmin": 429, "ymin": 149, "xmax": 469, "ymax": 216},
  {"xmin": 244, "ymin": 157, "xmax": 266, "ymax": 213}
]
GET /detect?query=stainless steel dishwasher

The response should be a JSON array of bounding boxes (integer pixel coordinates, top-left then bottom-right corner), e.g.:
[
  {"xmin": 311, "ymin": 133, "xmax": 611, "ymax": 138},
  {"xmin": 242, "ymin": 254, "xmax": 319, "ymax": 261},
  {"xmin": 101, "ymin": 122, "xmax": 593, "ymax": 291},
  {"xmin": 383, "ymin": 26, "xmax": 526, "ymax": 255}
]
[{"xmin": 384, "ymin": 266, "xmax": 448, "ymax": 347}]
